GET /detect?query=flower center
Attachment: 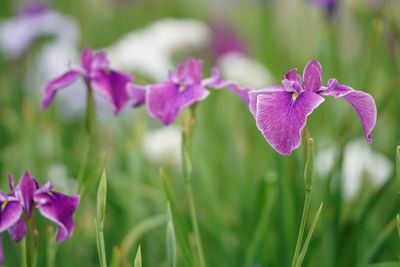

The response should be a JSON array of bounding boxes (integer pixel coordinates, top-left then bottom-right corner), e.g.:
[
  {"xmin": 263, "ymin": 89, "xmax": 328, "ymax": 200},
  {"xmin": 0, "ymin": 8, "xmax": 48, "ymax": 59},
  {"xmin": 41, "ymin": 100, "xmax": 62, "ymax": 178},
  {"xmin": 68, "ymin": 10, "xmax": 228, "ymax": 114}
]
[
  {"xmin": 178, "ymin": 83, "xmax": 186, "ymax": 91},
  {"xmin": 1, "ymin": 201, "xmax": 8, "ymax": 211},
  {"xmin": 292, "ymin": 92, "xmax": 299, "ymax": 101}
]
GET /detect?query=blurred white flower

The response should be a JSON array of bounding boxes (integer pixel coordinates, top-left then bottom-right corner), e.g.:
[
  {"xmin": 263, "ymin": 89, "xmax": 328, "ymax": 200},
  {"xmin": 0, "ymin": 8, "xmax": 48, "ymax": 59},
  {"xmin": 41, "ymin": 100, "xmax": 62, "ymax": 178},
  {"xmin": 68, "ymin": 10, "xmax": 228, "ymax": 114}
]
[
  {"xmin": 107, "ymin": 18, "xmax": 211, "ymax": 81},
  {"xmin": 342, "ymin": 139, "xmax": 393, "ymax": 200},
  {"xmin": 143, "ymin": 126, "xmax": 182, "ymax": 168},
  {"xmin": 0, "ymin": 4, "xmax": 79, "ymax": 59},
  {"xmin": 315, "ymin": 145, "xmax": 338, "ymax": 177},
  {"xmin": 217, "ymin": 52, "xmax": 273, "ymax": 88}
]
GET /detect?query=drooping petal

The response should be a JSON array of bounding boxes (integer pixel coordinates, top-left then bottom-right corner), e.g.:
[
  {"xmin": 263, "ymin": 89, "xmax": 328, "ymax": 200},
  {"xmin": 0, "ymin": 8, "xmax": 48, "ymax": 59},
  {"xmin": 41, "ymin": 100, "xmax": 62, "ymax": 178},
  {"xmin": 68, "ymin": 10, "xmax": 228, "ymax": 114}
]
[
  {"xmin": 91, "ymin": 70, "xmax": 133, "ymax": 114},
  {"xmin": 15, "ymin": 171, "xmax": 38, "ymax": 216},
  {"xmin": 320, "ymin": 79, "xmax": 377, "ymax": 142},
  {"xmin": 41, "ymin": 69, "xmax": 81, "ymax": 109},
  {"xmin": 8, "ymin": 218, "xmax": 26, "ymax": 242},
  {"xmin": 146, "ymin": 82, "xmax": 181, "ymax": 125},
  {"xmin": 0, "ymin": 200, "xmax": 22, "ymax": 233},
  {"xmin": 127, "ymin": 84, "xmax": 147, "ymax": 107},
  {"xmin": 202, "ymin": 68, "xmax": 251, "ymax": 105},
  {"xmin": 248, "ymin": 86, "xmax": 286, "ymax": 117},
  {"xmin": 34, "ymin": 191, "xmax": 80, "ymax": 242},
  {"xmin": 254, "ymin": 91, "xmax": 324, "ymax": 155},
  {"xmin": 303, "ymin": 60, "xmax": 322, "ymax": 92}
]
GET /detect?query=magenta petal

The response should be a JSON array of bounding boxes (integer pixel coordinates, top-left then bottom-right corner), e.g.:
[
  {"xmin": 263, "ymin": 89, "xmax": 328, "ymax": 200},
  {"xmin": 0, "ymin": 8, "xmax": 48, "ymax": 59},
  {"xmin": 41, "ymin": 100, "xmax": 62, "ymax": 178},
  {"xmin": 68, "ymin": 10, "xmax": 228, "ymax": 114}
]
[
  {"xmin": 127, "ymin": 84, "xmax": 147, "ymax": 107},
  {"xmin": 284, "ymin": 68, "xmax": 301, "ymax": 84},
  {"xmin": 91, "ymin": 70, "xmax": 133, "ymax": 114},
  {"xmin": 248, "ymin": 86, "xmax": 286, "ymax": 117},
  {"xmin": 91, "ymin": 50, "xmax": 109, "ymax": 71},
  {"xmin": 303, "ymin": 60, "xmax": 322, "ymax": 92},
  {"xmin": 202, "ymin": 68, "xmax": 251, "ymax": 105},
  {"xmin": 15, "ymin": 171, "xmax": 38, "ymax": 216},
  {"xmin": 177, "ymin": 84, "xmax": 209, "ymax": 110},
  {"xmin": 186, "ymin": 58, "xmax": 203, "ymax": 84},
  {"xmin": 8, "ymin": 218, "xmax": 26, "ymax": 242},
  {"xmin": 146, "ymin": 82, "xmax": 180, "ymax": 125},
  {"xmin": 255, "ymin": 91, "xmax": 324, "ymax": 155},
  {"xmin": 81, "ymin": 48, "xmax": 94, "ymax": 73},
  {"xmin": 0, "ymin": 200, "xmax": 22, "ymax": 233},
  {"xmin": 320, "ymin": 80, "xmax": 377, "ymax": 142},
  {"xmin": 41, "ymin": 70, "xmax": 81, "ymax": 109},
  {"xmin": 34, "ymin": 192, "xmax": 80, "ymax": 242}
]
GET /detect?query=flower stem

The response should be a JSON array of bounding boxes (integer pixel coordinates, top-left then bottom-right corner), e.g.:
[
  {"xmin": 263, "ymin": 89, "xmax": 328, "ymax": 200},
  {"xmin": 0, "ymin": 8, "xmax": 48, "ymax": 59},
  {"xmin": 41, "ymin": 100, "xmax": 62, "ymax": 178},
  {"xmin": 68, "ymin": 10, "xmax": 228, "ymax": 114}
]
[
  {"xmin": 25, "ymin": 217, "xmax": 39, "ymax": 267},
  {"xmin": 291, "ymin": 137, "xmax": 314, "ymax": 267},
  {"xmin": 182, "ymin": 105, "xmax": 206, "ymax": 267},
  {"xmin": 85, "ymin": 82, "xmax": 95, "ymax": 136}
]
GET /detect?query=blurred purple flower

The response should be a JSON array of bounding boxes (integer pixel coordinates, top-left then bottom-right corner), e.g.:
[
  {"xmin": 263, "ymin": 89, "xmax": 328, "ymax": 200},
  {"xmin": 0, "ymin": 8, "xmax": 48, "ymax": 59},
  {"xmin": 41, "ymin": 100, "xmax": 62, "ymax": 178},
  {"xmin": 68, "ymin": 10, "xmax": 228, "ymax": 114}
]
[
  {"xmin": 0, "ymin": 171, "xmax": 79, "ymax": 264},
  {"xmin": 0, "ymin": 3, "xmax": 79, "ymax": 59},
  {"xmin": 249, "ymin": 60, "xmax": 377, "ymax": 156},
  {"xmin": 308, "ymin": 0, "xmax": 338, "ymax": 17},
  {"xmin": 210, "ymin": 22, "xmax": 247, "ymax": 60},
  {"xmin": 42, "ymin": 48, "xmax": 133, "ymax": 114},
  {"xmin": 129, "ymin": 58, "xmax": 250, "ymax": 125}
]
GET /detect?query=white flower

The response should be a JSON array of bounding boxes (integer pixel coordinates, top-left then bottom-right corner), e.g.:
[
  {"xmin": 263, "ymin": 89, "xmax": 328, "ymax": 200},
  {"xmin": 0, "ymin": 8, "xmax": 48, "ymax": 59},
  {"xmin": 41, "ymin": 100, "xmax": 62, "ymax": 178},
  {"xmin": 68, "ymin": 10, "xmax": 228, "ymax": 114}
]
[
  {"xmin": 342, "ymin": 139, "xmax": 393, "ymax": 200},
  {"xmin": 217, "ymin": 52, "xmax": 273, "ymax": 88},
  {"xmin": 107, "ymin": 18, "xmax": 211, "ymax": 81},
  {"xmin": 143, "ymin": 126, "xmax": 182, "ymax": 168},
  {"xmin": 0, "ymin": 7, "xmax": 79, "ymax": 59}
]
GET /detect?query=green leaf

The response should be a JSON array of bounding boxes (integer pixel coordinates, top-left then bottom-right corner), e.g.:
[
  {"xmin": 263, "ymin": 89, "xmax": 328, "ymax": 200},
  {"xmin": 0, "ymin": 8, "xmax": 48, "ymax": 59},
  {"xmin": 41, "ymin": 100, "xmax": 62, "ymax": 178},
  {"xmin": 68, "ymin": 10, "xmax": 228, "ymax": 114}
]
[
  {"xmin": 97, "ymin": 170, "xmax": 107, "ymax": 226},
  {"xmin": 166, "ymin": 203, "xmax": 177, "ymax": 267},
  {"xmin": 134, "ymin": 246, "xmax": 142, "ymax": 267}
]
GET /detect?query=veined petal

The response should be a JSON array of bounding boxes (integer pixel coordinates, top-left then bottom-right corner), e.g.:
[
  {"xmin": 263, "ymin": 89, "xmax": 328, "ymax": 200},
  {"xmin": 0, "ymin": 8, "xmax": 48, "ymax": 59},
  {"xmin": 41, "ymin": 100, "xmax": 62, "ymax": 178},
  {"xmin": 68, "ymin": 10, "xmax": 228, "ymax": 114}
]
[
  {"xmin": 0, "ymin": 200, "xmax": 22, "ymax": 233},
  {"xmin": 91, "ymin": 70, "xmax": 133, "ymax": 114},
  {"xmin": 248, "ymin": 86, "xmax": 286, "ymax": 117},
  {"xmin": 34, "ymin": 191, "xmax": 80, "ymax": 242},
  {"xmin": 255, "ymin": 91, "xmax": 324, "ymax": 155},
  {"xmin": 41, "ymin": 70, "xmax": 81, "ymax": 109},
  {"xmin": 8, "ymin": 218, "xmax": 26, "ymax": 242},
  {"xmin": 127, "ymin": 83, "xmax": 147, "ymax": 107},
  {"xmin": 15, "ymin": 171, "xmax": 38, "ymax": 216},
  {"xmin": 146, "ymin": 82, "xmax": 180, "ymax": 125},
  {"xmin": 320, "ymin": 79, "xmax": 377, "ymax": 142},
  {"xmin": 303, "ymin": 60, "xmax": 322, "ymax": 92}
]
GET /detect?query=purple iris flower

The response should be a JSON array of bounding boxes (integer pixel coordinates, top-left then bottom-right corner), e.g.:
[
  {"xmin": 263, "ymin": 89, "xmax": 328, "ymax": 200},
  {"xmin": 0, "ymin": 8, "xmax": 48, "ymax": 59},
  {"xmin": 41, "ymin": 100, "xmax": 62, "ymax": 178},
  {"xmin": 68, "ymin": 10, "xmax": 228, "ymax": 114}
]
[
  {"xmin": 129, "ymin": 58, "xmax": 250, "ymax": 125},
  {"xmin": 249, "ymin": 60, "xmax": 377, "ymax": 156},
  {"xmin": 42, "ymin": 48, "xmax": 133, "ymax": 114},
  {"xmin": 0, "ymin": 171, "xmax": 79, "ymax": 264},
  {"xmin": 308, "ymin": 0, "xmax": 338, "ymax": 17}
]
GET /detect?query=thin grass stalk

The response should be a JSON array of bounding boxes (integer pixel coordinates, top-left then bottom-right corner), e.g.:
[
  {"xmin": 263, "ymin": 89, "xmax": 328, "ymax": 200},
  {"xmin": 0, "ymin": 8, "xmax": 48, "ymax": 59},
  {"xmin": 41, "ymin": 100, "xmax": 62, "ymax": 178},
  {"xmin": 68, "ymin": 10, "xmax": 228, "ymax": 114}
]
[
  {"xmin": 294, "ymin": 202, "xmax": 323, "ymax": 267},
  {"xmin": 182, "ymin": 105, "xmax": 206, "ymax": 267},
  {"xmin": 291, "ymin": 137, "xmax": 314, "ymax": 267},
  {"xmin": 96, "ymin": 171, "xmax": 108, "ymax": 267},
  {"xmin": 46, "ymin": 227, "xmax": 56, "ymax": 267}
]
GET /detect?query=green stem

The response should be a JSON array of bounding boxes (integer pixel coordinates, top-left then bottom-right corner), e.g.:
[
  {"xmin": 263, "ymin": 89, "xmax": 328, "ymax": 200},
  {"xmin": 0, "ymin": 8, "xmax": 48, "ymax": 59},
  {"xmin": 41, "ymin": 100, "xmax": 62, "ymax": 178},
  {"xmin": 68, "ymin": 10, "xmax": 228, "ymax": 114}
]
[
  {"xmin": 182, "ymin": 105, "xmax": 206, "ymax": 267},
  {"xmin": 291, "ymin": 137, "xmax": 314, "ymax": 267},
  {"xmin": 21, "ymin": 238, "xmax": 27, "ymax": 267},
  {"xmin": 85, "ymin": 82, "xmax": 95, "ymax": 136},
  {"xmin": 95, "ymin": 219, "xmax": 108, "ymax": 267},
  {"xmin": 25, "ymin": 217, "xmax": 39, "ymax": 267}
]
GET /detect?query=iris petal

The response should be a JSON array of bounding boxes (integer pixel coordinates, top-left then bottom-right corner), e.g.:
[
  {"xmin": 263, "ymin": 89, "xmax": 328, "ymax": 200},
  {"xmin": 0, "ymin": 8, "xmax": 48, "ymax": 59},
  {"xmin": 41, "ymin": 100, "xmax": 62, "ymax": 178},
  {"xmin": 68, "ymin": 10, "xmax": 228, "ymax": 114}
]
[{"xmin": 254, "ymin": 91, "xmax": 324, "ymax": 155}]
